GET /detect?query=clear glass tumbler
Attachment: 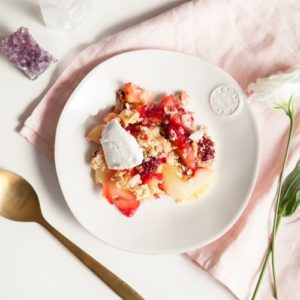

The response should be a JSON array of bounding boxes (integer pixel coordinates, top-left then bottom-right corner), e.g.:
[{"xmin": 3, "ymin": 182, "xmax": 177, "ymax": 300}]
[{"xmin": 39, "ymin": 0, "xmax": 94, "ymax": 30}]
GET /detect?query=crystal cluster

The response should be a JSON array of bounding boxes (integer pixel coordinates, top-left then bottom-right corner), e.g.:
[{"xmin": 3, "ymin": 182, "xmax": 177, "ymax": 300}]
[{"xmin": 0, "ymin": 27, "xmax": 56, "ymax": 79}]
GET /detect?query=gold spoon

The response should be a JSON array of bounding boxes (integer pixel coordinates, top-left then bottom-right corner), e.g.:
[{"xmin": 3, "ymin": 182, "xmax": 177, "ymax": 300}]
[{"xmin": 0, "ymin": 169, "xmax": 144, "ymax": 300}]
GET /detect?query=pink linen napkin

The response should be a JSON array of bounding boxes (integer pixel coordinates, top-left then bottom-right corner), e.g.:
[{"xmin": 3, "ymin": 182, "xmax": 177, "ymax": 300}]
[{"xmin": 20, "ymin": 0, "xmax": 300, "ymax": 299}]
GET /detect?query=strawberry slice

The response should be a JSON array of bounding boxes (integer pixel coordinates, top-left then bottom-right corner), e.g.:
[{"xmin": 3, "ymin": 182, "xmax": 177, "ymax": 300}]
[
  {"xmin": 160, "ymin": 95, "xmax": 176, "ymax": 108},
  {"xmin": 160, "ymin": 95, "xmax": 184, "ymax": 112},
  {"xmin": 165, "ymin": 123, "xmax": 196, "ymax": 170},
  {"xmin": 177, "ymin": 146, "xmax": 196, "ymax": 170},
  {"xmin": 102, "ymin": 180, "xmax": 118, "ymax": 204},
  {"xmin": 114, "ymin": 186, "xmax": 140, "ymax": 217},
  {"xmin": 102, "ymin": 178, "xmax": 140, "ymax": 217},
  {"xmin": 168, "ymin": 124, "xmax": 189, "ymax": 147},
  {"xmin": 170, "ymin": 112, "xmax": 194, "ymax": 130},
  {"xmin": 169, "ymin": 113, "xmax": 182, "ymax": 127},
  {"xmin": 124, "ymin": 82, "xmax": 150, "ymax": 104},
  {"xmin": 114, "ymin": 198, "xmax": 140, "ymax": 217},
  {"xmin": 117, "ymin": 188, "xmax": 137, "ymax": 201}
]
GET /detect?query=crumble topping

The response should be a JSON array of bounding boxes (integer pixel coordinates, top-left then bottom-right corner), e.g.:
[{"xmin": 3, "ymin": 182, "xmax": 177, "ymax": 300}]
[{"xmin": 87, "ymin": 82, "xmax": 215, "ymax": 217}]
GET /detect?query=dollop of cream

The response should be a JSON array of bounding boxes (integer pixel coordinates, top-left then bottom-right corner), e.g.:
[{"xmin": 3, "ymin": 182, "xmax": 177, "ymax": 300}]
[{"xmin": 100, "ymin": 119, "xmax": 143, "ymax": 170}]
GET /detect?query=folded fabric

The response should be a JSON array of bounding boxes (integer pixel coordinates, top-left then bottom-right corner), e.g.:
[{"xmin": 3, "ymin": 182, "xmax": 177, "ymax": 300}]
[{"xmin": 20, "ymin": 0, "xmax": 300, "ymax": 299}]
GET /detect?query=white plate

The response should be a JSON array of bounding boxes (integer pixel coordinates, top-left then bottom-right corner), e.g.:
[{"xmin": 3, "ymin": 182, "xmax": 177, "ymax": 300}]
[{"xmin": 55, "ymin": 50, "xmax": 259, "ymax": 254}]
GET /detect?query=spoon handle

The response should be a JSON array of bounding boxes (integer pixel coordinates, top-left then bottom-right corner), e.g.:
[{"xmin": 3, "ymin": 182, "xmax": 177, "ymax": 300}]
[{"xmin": 39, "ymin": 218, "xmax": 144, "ymax": 300}]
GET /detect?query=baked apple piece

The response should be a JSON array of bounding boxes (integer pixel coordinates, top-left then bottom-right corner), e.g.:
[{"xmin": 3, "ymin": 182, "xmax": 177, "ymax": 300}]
[{"xmin": 162, "ymin": 164, "xmax": 213, "ymax": 202}]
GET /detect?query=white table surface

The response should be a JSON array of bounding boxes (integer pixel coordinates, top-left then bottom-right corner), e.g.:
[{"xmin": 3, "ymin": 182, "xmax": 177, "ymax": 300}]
[{"xmin": 0, "ymin": 1, "xmax": 235, "ymax": 299}]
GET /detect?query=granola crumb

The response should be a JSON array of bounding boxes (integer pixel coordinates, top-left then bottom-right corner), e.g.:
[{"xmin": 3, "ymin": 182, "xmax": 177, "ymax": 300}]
[
  {"xmin": 135, "ymin": 184, "xmax": 151, "ymax": 201},
  {"xmin": 186, "ymin": 169, "xmax": 193, "ymax": 176},
  {"xmin": 119, "ymin": 109, "xmax": 141, "ymax": 127},
  {"xmin": 128, "ymin": 174, "xmax": 142, "ymax": 188}
]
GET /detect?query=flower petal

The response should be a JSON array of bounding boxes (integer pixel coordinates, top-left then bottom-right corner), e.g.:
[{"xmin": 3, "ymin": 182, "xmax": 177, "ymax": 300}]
[{"xmin": 248, "ymin": 68, "xmax": 300, "ymax": 105}]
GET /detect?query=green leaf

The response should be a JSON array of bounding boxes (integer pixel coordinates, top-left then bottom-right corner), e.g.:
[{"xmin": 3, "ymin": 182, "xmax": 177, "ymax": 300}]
[
  {"xmin": 283, "ymin": 191, "xmax": 300, "ymax": 216},
  {"xmin": 279, "ymin": 161, "xmax": 300, "ymax": 217}
]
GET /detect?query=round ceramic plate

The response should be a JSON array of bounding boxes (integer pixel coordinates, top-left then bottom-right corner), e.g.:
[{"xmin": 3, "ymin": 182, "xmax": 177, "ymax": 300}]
[{"xmin": 55, "ymin": 50, "xmax": 259, "ymax": 254}]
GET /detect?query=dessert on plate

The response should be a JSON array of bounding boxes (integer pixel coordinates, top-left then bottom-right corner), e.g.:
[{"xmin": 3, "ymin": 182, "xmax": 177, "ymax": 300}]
[{"xmin": 87, "ymin": 82, "xmax": 215, "ymax": 217}]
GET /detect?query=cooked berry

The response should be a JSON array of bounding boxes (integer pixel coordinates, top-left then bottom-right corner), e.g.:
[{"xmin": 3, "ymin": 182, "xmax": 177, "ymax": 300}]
[
  {"xmin": 138, "ymin": 103, "xmax": 165, "ymax": 126},
  {"xmin": 139, "ymin": 157, "xmax": 164, "ymax": 183},
  {"xmin": 125, "ymin": 123, "xmax": 141, "ymax": 136},
  {"xmin": 199, "ymin": 136, "xmax": 215, "ymax": 161}
]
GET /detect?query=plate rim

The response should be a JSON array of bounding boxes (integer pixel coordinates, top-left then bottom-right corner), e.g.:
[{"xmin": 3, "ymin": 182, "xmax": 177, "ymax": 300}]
[{"xmin": 54, "ymin": 49, "xmax": 260, "ymax": 254}]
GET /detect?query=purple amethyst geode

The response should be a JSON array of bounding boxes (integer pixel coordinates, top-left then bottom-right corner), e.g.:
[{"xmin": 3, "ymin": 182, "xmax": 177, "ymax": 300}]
[{"xmin": 0, "ymin": 27, "xmax": 56, "ymax": 79}]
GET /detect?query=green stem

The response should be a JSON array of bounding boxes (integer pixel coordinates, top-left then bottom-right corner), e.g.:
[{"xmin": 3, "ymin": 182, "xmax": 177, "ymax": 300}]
[
  {"xmin": 251, "ymin": 218, "xmax": 282, "ymax": 300},
  {"xmin": 251, "ymin": 110, "xmax": 295, "ymax": 300},
  {"xmin": 271, "ymin": 216, "xmax": 281, "ymax": 299},
  {"xmin": 251, "ymin": 246, "xmax": 272, "ymax": 300},
  {"xmin": 271, "ymin": 116, "xmax": 294, "ymax": 299}
]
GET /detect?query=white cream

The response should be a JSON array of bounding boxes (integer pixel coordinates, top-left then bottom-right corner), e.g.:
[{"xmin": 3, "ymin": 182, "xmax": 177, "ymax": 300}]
[{"xmin": 100, "ymin": 119, "xmax": 143, "ymax": 170}]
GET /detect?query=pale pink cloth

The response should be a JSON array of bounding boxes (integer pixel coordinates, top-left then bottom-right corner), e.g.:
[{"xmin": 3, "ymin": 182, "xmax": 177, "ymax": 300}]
[{"xmin": 20, "ymin": 1, "xmax": 300, "ymax": 299}]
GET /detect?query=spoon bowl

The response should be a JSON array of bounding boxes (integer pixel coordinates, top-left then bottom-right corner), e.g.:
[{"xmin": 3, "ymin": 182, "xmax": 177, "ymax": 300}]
[
  {"xmin": 0, "ymin": 169, "xmax": 143, "ymax": 300},
  {"xmin": 0, "ymin": 170, "xmax": 42, "ymax": 222}
]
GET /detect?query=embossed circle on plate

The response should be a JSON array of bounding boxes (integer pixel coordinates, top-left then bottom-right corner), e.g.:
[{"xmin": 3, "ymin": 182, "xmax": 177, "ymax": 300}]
[{"xmin": 210, "ymin": 85, "xmax": 240, "ymax": 116}]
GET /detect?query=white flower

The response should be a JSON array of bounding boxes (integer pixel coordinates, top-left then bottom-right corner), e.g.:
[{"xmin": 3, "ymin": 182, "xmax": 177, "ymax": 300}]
[{"xmin": 247, "ymin": 68, "xmax": 300, "ymax": 105}]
